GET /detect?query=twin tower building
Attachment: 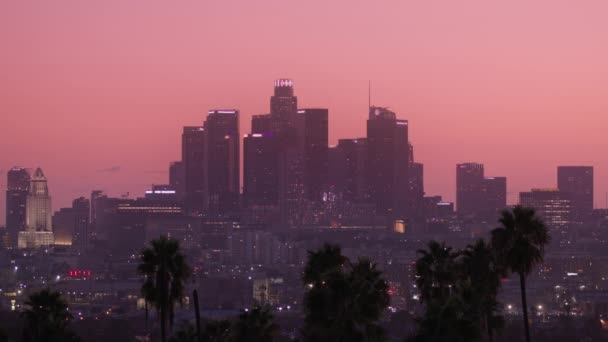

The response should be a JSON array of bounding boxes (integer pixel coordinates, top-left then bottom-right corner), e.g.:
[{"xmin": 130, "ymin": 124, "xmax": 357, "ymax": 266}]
[{"xmin": 178, "ymin": 79, "xmax": 416, "ymax": 228}]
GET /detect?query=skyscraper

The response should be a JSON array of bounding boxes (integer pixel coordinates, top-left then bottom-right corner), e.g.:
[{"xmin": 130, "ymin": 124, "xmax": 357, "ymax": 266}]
[
  {"xmin": 53, "ymin": 197, "xmax": 90, "ymax": 248},
  {"xmin": 330, "ymin": 138, "xmax": 369, "ymax": 202},
  {"xmin": 19, "ymin": 168, "xmax": 54, "ymax": 248},
  {"xmin": 456, "ymin": 163, "xmax": 484, "ymax": 216},
  {"xmin": 366, "ymin": 106, "xmax": 409, "ymax": 220},
  {"xmin": 408, "ymin": 142, "xmax": 425, "ymax": 217},
  {"xmin": 481, "ymin": 177, "xmax": 507, "ymax": 220},
  {"xmin": 182, "ymin": 126, "xmax": 206, "ymax": 215},
  {"xmin": 204, "ymin": 110, "xmax": 240, "ymax": 217},
  {"xmin": 557, "ymin": 166, "xmax": 593, "ymax": 221},
  {"xmin": 299, "ymin": 108, "xmax": 329, "ymax": 201},
  {"xmin": 169, "ymin": 161, "xmax": 186, "ymax": 201},
  {"xmin": 271, "ymin": 79, "xmax": 298, "ymax": 125},
  {"xmin": 520, "ymin": 188, "xmax": 572, "ymax": 236},
  {"xmin": 5, "ymin": 167, "xmax": 30, "ymax": 248},
  {"xmin": 456, "ymin": 163, "xmax": 506, "ymax": 220},
  {"xmin": 243, "ymin": 133, "xmax": 279, "ymax": 207}
]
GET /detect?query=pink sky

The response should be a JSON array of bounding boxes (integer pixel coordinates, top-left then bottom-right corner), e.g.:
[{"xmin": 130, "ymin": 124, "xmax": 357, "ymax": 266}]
[{"xmin": 1, "ymin": 1, "xmax": 608, "ymax": 223}]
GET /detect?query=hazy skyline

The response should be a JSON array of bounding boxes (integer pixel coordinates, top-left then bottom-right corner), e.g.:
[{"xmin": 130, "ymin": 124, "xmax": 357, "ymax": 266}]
[{"xmin": 2, "ymin": 0, "xmax": 608, "ymax": 223}]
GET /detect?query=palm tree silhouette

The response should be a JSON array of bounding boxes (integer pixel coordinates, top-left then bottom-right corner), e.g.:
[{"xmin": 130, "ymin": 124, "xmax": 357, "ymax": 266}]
[
  {"xmin": 302, "ymin": 244, "xmax": 389, "ymax": 342},
  {"xmin": 21, "ymin": 288, "xmax": 80, "ymax": 342},
  {"xmin": 462, "ymin": 239, "xmax": 504, "ymax": 341},
  {"xmin": 231, "ymin": 306, "xmax": 278, "ymax": 342},
  {"xmin": 415, "ymin": 241, "xmax": 459, "ymax": 304},
  {"xmin": 491, "ymin": 206, "xmax": 549, "ymax": 342},
  {"xmin": 138, "ymin": 236, "xmax": 192, "ymax": 342}
]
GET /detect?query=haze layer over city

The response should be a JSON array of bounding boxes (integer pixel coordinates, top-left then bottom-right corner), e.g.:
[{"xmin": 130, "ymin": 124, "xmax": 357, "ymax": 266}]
[{"xmin": 1, "ymin": 1, "xmax": 608, "ymax": 342}]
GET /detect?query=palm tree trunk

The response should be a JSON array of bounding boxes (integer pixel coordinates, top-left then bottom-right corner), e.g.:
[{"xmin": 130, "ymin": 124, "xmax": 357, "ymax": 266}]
[
  {"xmin": 519, "ymin": 272, "xmax": 531, "ymax": 342},
  {"xmin": 145, "ymin": 300, "xmax": 149, "ymax": 330},
  {"xmin": 160, "ymin": 306, "xmax": 167, "ymax": 342},
  {"xmin": 486, "ymin": 311, "xmax": 493, "ymax": 342},
  {"xmin": 193, "ymin": 289, "xmax": 202, "ymax": 342}
]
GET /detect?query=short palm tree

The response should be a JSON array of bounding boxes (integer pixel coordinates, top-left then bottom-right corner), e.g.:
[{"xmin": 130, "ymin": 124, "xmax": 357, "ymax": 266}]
[
  {"xmin": 415, "ymin": 241, "xmax": 459, "ymax": 304},
  {"xmin": 231, "ymin": 306, "xmax": 278, "ymax": 342},
  {"xmin": 302, "ymin": 244, "xmax": 389, "ymax": 342},
  {"xmin": 491, "ymin": 206, "xmax": 549, "ymax": 342},
  {"xmin": 21, "ymin": 288, "xmax": 80, "ymax": 342},
  {"xmin": 139, "ymin": 237, "xmax": 192, "ymax": 342}
]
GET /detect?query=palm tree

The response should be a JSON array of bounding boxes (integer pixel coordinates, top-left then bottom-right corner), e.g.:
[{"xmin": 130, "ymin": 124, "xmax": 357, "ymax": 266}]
[
  {"xmin": 21, "ymin": 288, "xmax": 80, "ymax": 342},
  {"xmin": 302, "ymin": 244, "xmax": 389, "ymax": 342},
  {"xmin": 231, "ymin": 306, "xmax": 278, "ymax": 342},
  {"xmin": 408, "ymin": 286, "xmax": 481, "ymax": 342},
  {"xmin": 201, "ymin": 320, "xmax": 231, "ymax": 342},
  {"xmin": 138, "ymin": 236, "xmax": 192, "ymax": 342},
  {"xmin": 461, "ymin": 239, "xmax": 504, "ymax": 341},
  {"xmin": 491, "ymin": 206, "xmax": 549, "ymax": 342},
  {"xmin": 169, "ymin": 322, "xmax": 197, "ymax": 342},
  {"xmin": 415, "ymin": 241, "xmax": 459, "ymax": 304}
]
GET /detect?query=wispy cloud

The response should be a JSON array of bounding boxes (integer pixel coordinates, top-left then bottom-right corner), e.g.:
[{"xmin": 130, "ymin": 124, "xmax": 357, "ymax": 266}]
[
  {"xmin": 97, "ymin": 166, "xmax": 121, "ymax": 173},
  {"xmin": 143, "ymin": 170, "xmax": 167, "ymax": 174}
]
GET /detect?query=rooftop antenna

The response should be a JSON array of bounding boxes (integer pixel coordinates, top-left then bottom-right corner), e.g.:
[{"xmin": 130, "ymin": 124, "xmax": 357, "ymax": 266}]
[{"xmin": 368, "ymin": 80, "xmax": 371, "ymax": 109}]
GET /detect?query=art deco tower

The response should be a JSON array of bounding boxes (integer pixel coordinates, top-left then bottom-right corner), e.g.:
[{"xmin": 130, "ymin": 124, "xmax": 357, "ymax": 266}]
[{"xmin": 19, "ymin": 168, "xmax": 54, "ymax": 248}]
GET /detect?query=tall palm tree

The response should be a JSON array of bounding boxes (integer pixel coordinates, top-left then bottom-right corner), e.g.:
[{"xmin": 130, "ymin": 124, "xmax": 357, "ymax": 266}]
[
  {"xmin": 21, "ymin": 288, "xmax": 80, "ymax": 342},
  {"xmin": 491, "ymin": 206, "xmax": 549, "ymax": 342},
  {"xmin": 415, "ymin": 241, "xmax": 459, "ymax": 305},
  {"xmin": 231, "ymin": 306, "xmax": 278, "ymax": 342},
  {"xmin": 139, "ymin": 236, "xmax": 192, "ymax": 342},
  {"xmin": 461, "ymin": 239, "xmax": 504, "ymax": 341}
]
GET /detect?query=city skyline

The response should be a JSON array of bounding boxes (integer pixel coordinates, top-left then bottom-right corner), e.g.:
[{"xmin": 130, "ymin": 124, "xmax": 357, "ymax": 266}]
[
  {"xmin": 2, "ymin": 1, "xmax": 608, "ymax": 222},
  {"xmin": 1, "ymin": 76, "xmax": 606, "ymax": 223}
]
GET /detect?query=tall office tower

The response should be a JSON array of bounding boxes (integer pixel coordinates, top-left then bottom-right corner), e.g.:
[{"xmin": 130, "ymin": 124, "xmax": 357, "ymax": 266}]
[
  {"xmin": 182, "ymin": 126, "xmax": 206, "ymax": 215},
  {"xmin": 481, "ymin": 177, "xmax": 507, "ymax": 220},
  {"xmin": 366, "ymin": 106, "xmax": 409, "ymax": 219},
  {"xmin": 5, "ymin": 167, "xmax": 30, "ymax": 248},
  {"xmin": 557, "ymin": 166, "xmax": 593, "ymax": 221},
  {"xmin": 298, "ymin": 109, "xmax": 329, "ymax": 201},
  {"xmin": 456, "ymin": 163, "xmax": 485, "ymax": 216},
  {"xmin": 20, "ymin": 168, "xmax": 53, "ymax": 248},
  {"xmin": 90, "ymin": 190, "xmax": 104, "ymax": 238},
  {"xmin": 169, "ymin": 161, "xmax": 186, "ymax": 201},
  {"xmin": 331, "ymin": 138, "xmax": 369, "ymax": 202},
  {"xmin": 53, "ymin": 197, "xmax": 90, "ymax": 248},
  {"xmin": 271, "ymin": 79, "xmax": 298, "ymax": 125},
  {"xmin": 409, "ymin": 163, "xmax": 424, "ymax": 214},
  {"xmin": 243, "ymin": 133, "xmax": 279, "ymax": 207},
  {"xmin": 520, "ymin": 188, "xmax": 572, "ymax": 235},
  {"xmin": 456, "ymin": 163, "xmax": 507, "ymax": 220},
  {"xmin": 407, "ymin": 142, "xmax": 425, "ymax": 216},
  {"xmin": 204, "ymin": 110, "xmax": 240, "ymax": 217}
]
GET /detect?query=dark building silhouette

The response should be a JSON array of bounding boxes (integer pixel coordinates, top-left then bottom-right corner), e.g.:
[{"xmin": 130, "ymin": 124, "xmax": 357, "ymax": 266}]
[
  {"xmin": 182, "ymin": 126, "xmax": 206, "ymax": 215},
  {"xmin": 243, "ymin": 133, "xmax": 279, "ymax": 207},
  {"xmin": 366, "ymin": 106, "xmax": 409, "ymax": 220},
  {"xmin": 271, "ymin": 79, "xmax": 298, "ymax": 127},
  {"xmin": 330, "ymin": 138, "xmax": 369, "ymax": 202},
  {"xmin": 557, "ymin": 166, "xmax": 593, "ymax": 221},
  {"xmin": 481, "ymin": 176, "xmax": 507, "ymax": 221},
  {"xmin": 520, "ymin": 188, "xmax": 572, "ymax": 235},
  {"xmin": 299, "ymin": 108, "xmax": 328, "ymax": 201},
  {"xmin": 456, "ymin": 163, "xmax": 506, "ymax": 220},
  {"xmin": 408, "ymin": 142, "xmax": 425, "ymax": 217},
  {"xmin": 5, "ymin": 167, "xmax": 30, "ymax": 248},
  {"xmin": 169, "ymin": 161, "xmax": 186, "ymax": 201},
  {"xmin": 53, "ymin": 197, "xmax": 90, "ymax": 248},
  {"xmin": 204, "ymin": 110, "xmax": 240, "ymax": 217},
  {"xmin": 456, "ymin": 163, "xmax": 485, "ymax": 216}
]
